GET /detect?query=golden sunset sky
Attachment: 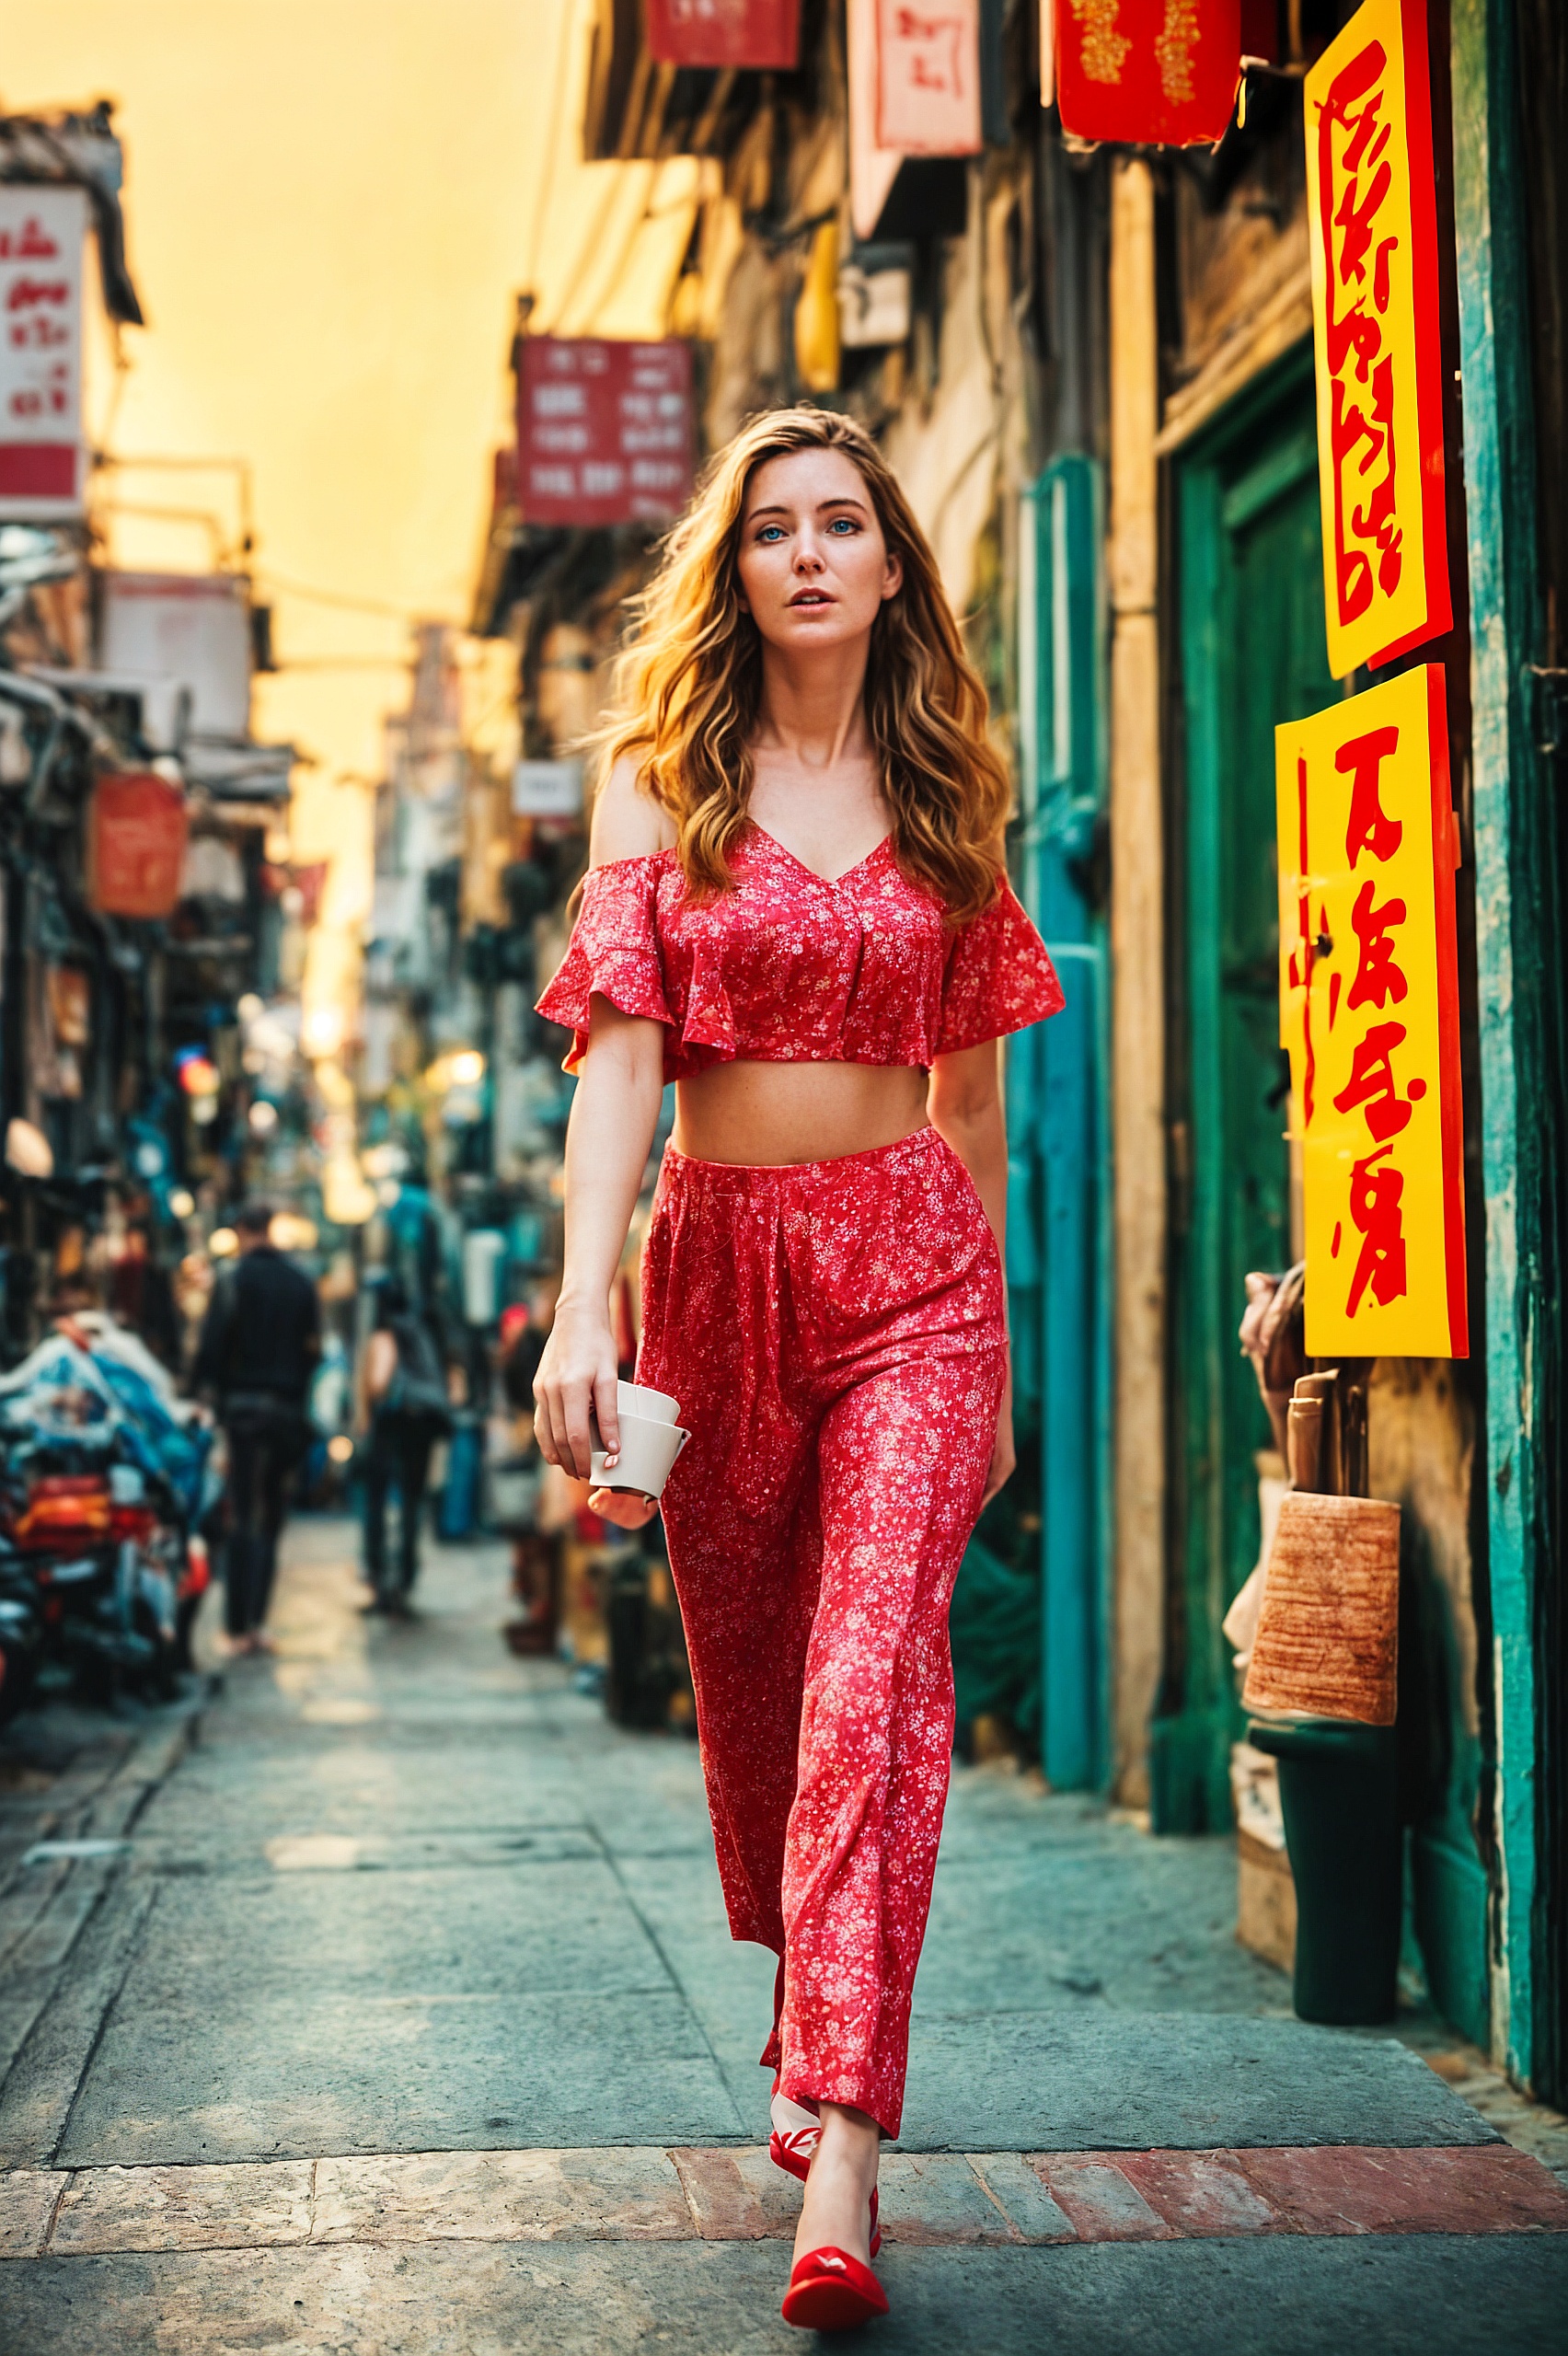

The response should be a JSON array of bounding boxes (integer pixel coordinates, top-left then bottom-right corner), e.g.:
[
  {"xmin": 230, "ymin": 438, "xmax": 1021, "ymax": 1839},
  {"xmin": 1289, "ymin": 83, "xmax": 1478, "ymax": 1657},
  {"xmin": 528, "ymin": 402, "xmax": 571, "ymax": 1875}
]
[{"xmin": 0, "ymin": 0, "xmax": 700, "ymax": 862}]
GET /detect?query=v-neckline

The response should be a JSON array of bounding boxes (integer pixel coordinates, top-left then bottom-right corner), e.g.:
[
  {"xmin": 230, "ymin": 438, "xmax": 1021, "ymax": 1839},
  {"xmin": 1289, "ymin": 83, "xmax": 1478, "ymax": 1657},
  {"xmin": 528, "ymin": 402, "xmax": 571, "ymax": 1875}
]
[{"xmin": 747, "ymin": 820, "xmax": 893, "ymax": 890}]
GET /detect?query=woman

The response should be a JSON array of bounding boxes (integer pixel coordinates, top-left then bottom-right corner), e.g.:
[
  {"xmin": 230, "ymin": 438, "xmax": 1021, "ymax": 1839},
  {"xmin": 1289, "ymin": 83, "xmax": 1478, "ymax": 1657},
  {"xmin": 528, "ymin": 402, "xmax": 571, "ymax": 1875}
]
[
  {"xmin": 533, "ymin": 408, "xmax": 1061, "ymax": 2330},
  {"xmin": 361, "ymin": 1278, "xmax": 450, "ymax": 1616}
]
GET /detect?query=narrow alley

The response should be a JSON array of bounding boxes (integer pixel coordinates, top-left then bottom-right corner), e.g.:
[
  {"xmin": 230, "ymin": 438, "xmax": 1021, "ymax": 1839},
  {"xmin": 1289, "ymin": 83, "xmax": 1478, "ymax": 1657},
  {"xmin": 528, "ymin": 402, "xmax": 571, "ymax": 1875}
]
[
  {"xmin": 2, "ymin": 6, "xmax": 1568, "ymax": 2345},
  {"xmin": 2, "ymin": 1530, "xmax": 1563, "ymax": 2351}
]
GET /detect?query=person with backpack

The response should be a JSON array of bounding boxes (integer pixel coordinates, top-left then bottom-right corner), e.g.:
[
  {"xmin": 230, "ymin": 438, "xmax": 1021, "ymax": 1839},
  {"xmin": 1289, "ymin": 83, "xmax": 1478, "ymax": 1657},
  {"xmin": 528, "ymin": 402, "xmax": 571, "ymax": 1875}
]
[{"xmin": 361, "ymin": 1277, "xmax": 452, "ymax": 1615}]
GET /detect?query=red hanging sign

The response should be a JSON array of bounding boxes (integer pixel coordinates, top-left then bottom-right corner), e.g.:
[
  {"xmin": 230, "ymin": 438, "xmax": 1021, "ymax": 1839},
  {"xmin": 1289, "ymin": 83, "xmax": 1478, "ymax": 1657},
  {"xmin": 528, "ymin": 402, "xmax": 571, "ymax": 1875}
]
[
  {"xmin": 518, "ymin": 340, "xmax": 695, "ymax": 529},
  {"xmin": 86, "ymin": 773, "xmax": 190, "ymax": 920},
  {"xmin": 1056, "ymin": 0, "xmax": 1241, "ymax": 147},
  {"xmin": 645, "ymin": 0, "xmax": 801, "ymax": 68}
]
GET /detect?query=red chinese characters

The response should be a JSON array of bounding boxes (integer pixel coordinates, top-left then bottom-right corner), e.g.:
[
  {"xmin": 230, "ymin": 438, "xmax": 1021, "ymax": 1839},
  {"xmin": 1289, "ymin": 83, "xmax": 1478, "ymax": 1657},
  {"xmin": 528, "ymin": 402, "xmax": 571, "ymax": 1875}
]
[
  {"xmin": 875, "ymin": 0, "xmax": 983, "ymax": 155},
  {"xmin": 1305, "ymin": 0, "xmax": 1449, "ymax": 676},
  {"xmin": 0, "ymin": 188, "xmax": 86, "ymax": 514},
  {"xmin": 1276, "ymin": 667, "xmax": 1466, "ymax": 1359}
]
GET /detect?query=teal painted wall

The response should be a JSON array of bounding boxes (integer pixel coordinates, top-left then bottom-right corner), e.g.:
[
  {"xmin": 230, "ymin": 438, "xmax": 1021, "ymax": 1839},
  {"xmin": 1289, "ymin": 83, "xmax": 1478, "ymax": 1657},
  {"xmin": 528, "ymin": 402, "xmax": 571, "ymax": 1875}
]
[{"xmin": 1450, "ymin": 0, "xmax": 1556, "ymax": 2088}]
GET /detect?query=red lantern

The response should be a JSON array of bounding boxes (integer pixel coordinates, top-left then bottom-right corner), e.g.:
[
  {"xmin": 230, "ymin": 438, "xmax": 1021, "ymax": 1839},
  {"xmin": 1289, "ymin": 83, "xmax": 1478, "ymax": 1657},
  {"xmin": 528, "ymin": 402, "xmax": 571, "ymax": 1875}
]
[
  {"xmin": 86, "ymin": 772, "xmax": 189, "ymax": 919},
  {"xmin": 1056, "ymin": 0, "xmax": 1241, "ymax": 147},
  {"xmin": 644, "ymin": 0, "xmax": 801, "ymax": 69}
]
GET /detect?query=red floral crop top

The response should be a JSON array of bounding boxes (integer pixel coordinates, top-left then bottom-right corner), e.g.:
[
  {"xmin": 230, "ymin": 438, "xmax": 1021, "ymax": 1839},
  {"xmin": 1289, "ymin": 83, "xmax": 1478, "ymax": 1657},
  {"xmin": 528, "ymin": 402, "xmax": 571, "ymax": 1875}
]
[{"xmin": 535, "ymin": 823, "xmax": 1064, "ymax": 1082}]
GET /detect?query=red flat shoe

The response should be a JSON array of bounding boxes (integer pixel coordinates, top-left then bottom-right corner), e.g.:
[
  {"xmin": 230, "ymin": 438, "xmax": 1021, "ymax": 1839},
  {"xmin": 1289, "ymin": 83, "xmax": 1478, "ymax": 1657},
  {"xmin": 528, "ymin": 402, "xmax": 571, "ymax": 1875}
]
[{"xmin": 781, "ymin": 2246, "xmax": 888, "ymax": 2332}]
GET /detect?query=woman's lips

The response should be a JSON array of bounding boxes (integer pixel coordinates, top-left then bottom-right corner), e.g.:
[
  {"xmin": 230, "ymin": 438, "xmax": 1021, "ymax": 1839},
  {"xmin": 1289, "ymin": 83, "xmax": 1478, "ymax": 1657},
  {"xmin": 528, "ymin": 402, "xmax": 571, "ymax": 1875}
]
[{"xmin": 788, "ymin": 591, "xmax": 834, "ymax": 606}]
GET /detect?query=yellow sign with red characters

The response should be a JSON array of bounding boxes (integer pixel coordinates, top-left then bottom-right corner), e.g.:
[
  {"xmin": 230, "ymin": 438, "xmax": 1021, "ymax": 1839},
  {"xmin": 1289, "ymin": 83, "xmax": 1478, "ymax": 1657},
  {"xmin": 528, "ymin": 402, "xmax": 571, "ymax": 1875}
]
[
  {"xmin": 1305, "ymin": 0, "xmax": 1450, "ymax": 678},
  {"xmin": 1276, "ymin": 667, "xmax": 1466, "ymax": 1358}
]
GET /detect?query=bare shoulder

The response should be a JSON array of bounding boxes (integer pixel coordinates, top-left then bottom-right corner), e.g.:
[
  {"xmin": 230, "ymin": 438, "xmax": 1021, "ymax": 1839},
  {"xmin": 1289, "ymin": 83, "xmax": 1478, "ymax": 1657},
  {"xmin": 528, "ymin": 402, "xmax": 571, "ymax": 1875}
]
[{"xmin": 589, "ymin": 755, "xmax": 677, "ymax": 866}]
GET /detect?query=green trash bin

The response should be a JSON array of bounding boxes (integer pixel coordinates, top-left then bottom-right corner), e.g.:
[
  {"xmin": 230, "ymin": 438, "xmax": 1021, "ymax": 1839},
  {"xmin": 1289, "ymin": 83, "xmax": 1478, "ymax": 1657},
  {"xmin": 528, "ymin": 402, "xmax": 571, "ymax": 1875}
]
[{"xmin": 1247, "ymin": 1717, "xmax": 1401, "ymax": 2026}]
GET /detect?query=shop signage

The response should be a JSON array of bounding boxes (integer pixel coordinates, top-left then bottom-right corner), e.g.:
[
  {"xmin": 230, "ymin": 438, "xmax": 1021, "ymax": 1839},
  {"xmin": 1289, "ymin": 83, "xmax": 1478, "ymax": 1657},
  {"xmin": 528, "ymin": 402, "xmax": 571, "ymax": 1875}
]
[
  {"xmin": 86, "ymin": 772, "xmax": 190, "ymax": 920},
  {"xmin": 1055, "ymin": 0, "xmax": 1240, "ymax": 147},
  {"xmin": 875, "ymin": 0, "xmax": 982, "ymax": 156},
  {"xmin": 99, "ymin": 572, "xmax": 254, "ymax": 739},
  {"xmin": 512, "ymin": 757, "xmax": 583, "ymax": 819},
  {"xmin": 1304, "ymin": 0, "xmax": 1449, "ymax": 678},
  {"xmin": 645, "ymin": 0, "xmax": 800, "ymax": 68},
  {"xmin": 518, "ymin": 339, "xmax": 694, "ymax": 528},
  {"xmin": 0, "ymin": 187, "xmax": 88, "ymax": 519},
  {"xmin": 1275, "ymin": 666, "xmax": 1466, "ymax": 1359}
]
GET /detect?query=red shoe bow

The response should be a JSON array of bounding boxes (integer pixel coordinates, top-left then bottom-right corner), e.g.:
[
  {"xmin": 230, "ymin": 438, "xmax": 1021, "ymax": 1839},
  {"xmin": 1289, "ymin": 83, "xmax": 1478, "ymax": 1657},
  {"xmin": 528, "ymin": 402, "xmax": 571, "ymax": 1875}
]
[{"xmin": 781, "ymin": 2246, "xmax": 889, "ymax": 2332}]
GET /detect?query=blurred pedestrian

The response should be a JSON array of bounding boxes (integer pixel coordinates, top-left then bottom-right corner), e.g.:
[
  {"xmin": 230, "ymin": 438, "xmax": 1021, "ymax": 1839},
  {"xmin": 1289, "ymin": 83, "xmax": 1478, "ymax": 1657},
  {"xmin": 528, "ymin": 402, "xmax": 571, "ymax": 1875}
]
[
  {"xmin": 361, "ymin": 1277, "xmax": 451, "ymax": 1616},
  {"xmin": 193, "ymin": 1202, "xmax": 319, "ymax": 1655}
]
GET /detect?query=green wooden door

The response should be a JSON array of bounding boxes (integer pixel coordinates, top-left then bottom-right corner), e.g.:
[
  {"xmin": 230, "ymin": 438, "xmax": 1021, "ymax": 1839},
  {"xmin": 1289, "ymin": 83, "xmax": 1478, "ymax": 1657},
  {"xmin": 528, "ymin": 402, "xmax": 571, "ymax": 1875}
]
[{"xmin": 1155, "ymin": 348, "xmax": 1338, "ymax": 1831}]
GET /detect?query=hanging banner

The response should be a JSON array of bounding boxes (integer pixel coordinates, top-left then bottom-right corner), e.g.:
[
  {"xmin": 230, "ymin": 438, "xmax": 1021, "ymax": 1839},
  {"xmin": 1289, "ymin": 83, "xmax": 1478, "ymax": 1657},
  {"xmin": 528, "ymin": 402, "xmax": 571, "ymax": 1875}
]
[
  {"xmin": 875, "ymin": 0, "xmax": 983, "ymax": 156},
  {"xmin": 1305, "ymin": 0, "xmax": 1449, "ymax": 678},
  {"xmin": 518, "ymin": 340, "xmax": 694, "ymax": 528},
  {"xmin": 86, "ymin": 773, "xmax": 190, "ymax": 920},
  {"xmin": 0, "ymin": 187, "xmax": 89, "ymax": 519},
  {"xmin": 1275, "ymin": 667, "xmax": 1466, "ymax": 1359},
  {"xmin": 849, "ymin": 0, "xmax": 903, "ymax": 237},
  {"xmin": 1055, "ymin": 0, "xmax": 1241, "ymax": 146},
  {"xmin": 645, "ymin": 0, "xmax": 800, "ymax": 67}
]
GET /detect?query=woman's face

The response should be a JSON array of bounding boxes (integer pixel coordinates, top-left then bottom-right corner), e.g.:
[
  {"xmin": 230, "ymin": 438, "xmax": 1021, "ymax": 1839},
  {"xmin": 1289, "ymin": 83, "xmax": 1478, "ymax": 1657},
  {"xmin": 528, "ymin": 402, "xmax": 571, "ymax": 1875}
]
[{"xmin": 735, "ymin": 446, "xmax": 903, "ymax": 655}]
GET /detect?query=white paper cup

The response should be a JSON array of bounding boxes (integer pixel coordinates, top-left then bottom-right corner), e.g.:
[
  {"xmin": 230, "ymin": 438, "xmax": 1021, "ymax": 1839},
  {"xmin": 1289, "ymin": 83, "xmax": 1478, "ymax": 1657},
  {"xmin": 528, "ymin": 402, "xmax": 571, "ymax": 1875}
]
[
  {"xmin": 620, "ymin": 1379, "xmax": 678, "ymax": 1426},
  {"xmin": 591, "ymin": 1407, "xmax": 688, "ymax": 1500}
]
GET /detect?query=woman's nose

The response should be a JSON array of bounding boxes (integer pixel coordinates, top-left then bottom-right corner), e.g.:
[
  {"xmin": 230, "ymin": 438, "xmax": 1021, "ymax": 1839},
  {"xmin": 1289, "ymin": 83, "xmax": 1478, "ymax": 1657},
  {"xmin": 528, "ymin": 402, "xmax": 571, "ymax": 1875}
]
[{"xmin": 794, "ymin": 538, "xmax": 824, "ymax": 572}]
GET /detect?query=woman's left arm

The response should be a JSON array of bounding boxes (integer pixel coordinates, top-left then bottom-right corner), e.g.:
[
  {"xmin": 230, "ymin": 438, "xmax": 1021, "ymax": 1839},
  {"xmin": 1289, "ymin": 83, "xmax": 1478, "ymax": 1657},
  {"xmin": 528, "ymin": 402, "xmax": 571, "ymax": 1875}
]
[{"xmin": 928, "ymin": 1038, "xmax": 1014, "ymax": 1506}]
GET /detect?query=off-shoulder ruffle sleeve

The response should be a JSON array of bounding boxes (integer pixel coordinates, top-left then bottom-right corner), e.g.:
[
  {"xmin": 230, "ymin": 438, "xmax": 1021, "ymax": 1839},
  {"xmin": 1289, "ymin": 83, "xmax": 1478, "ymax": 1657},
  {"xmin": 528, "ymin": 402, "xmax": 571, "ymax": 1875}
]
[
  {"xmin": 936, "ymin": 879, "xmax": 1065, "ymax": 1056},
  {"xmin": 535, "ymin": 856, "xmax": 672, "ymax": 1074}
]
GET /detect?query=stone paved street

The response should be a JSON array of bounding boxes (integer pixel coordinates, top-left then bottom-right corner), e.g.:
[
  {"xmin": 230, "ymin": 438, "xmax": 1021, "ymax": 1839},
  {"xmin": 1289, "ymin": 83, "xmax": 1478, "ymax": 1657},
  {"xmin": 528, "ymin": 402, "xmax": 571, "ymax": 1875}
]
[{"xmin": 1, "ymin": 1521, "xmax": 1565, "ymax": 2353}]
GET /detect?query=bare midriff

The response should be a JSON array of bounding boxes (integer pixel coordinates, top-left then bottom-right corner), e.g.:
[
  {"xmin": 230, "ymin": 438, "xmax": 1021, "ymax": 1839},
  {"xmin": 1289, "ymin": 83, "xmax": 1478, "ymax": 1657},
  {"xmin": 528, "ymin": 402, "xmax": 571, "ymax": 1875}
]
[{"xmin": 672, "ymin": 1059, "xmax": 930, "ymax": 1167}]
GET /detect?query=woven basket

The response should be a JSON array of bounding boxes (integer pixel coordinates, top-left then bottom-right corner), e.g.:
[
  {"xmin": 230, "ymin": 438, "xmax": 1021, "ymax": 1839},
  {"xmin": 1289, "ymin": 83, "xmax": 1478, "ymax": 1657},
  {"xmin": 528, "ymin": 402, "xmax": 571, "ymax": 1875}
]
[{"xmin": 1241, "ymin": 1493, "xmax": 1401, "ymax": 1727}]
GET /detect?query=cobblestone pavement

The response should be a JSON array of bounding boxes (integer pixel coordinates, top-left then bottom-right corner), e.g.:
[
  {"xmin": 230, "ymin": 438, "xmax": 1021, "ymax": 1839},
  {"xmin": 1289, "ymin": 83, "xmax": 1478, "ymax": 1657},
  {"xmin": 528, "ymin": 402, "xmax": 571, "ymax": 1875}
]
[{"xmin": 1, "ymin": 1520, "xmax": 1563, "ymax": 2353}]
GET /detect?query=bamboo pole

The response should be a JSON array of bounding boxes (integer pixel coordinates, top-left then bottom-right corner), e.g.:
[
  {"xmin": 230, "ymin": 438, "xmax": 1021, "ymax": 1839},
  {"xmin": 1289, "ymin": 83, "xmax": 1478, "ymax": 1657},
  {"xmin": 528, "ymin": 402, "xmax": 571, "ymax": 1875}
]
[{"xmin": 1108, "ymin": 157, "xmax": 1165, "ymax": 1806}]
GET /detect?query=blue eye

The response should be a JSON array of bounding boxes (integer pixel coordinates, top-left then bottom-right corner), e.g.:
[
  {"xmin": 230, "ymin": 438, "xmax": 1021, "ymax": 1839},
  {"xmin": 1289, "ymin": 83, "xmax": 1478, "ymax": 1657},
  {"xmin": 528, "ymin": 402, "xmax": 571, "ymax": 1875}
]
[
  {"xmin": 757, "ymin": 524, "xmax": 786, "ymax": 542},
  {"xmin": 827, "ymin": 516, "xmax": 858, "ymax": 535}
]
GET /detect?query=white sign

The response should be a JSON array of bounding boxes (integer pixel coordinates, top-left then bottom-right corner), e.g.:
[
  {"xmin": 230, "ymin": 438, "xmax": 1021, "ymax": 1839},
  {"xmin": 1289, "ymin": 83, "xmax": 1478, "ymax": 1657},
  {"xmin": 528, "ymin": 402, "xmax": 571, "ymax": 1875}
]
[
  {"xmin": 875, "ymin": 0, "xmax": 982, "ymax": 156},
  {"xmin": 838, "ymin": 260, "xmax": 913, "ymax": 348},
  {"xmin": 0, "ymin": 188, "xmax": 88, "ymax": 520},
  {"xmin": 512, "ymin": 758, "xmax": 583, "ymax": 819},
  {"xmin": 99, "ymin": 572, "xmax": 254, "ymax": 739}
]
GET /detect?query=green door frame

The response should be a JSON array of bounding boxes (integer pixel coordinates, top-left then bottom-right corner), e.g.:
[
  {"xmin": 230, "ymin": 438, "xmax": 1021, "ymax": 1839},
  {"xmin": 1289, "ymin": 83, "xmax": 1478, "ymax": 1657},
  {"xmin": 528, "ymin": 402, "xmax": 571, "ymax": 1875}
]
[
  {"xmin": 1158, "ymin": 341, "xmax": 1326, "ymax": 1834},
  {"xmin": 1451, "ymin": 0, "xmax": 1565, "ymax": 2094}
]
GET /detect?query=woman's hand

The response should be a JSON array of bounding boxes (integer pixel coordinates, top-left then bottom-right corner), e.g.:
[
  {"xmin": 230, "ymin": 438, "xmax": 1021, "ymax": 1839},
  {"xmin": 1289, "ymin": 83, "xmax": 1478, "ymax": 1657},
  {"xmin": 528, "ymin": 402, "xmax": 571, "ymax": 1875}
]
[
  {"xmin": 588, "ymin": 1488, "xmax": 660, "ymax": 1530},
  {"xmin": 533, "ymin": 1301, "xmax": 622, "ymax": 1482},
  {"xmin": 981, "ymin": 1364, "xmax": 1015, "ymax": 1508}
]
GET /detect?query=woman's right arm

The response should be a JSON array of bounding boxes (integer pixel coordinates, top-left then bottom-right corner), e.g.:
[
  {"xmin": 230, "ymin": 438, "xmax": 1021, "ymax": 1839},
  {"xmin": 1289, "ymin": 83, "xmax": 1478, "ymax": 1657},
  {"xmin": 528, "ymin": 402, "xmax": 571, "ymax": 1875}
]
[
  {"xmin": 532, "ymin": 756, "xmax": 674, "ymax": 1492},
  {"xmin": 532, "ymin": 1004, "xmax": 664, "ymax": 1483}
]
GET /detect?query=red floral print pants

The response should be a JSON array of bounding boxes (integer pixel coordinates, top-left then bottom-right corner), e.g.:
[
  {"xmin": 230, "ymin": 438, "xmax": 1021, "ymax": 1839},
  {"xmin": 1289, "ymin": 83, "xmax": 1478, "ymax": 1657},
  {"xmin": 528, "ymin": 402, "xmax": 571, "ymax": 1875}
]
[{"xmin": 638, "ymin": 1126, "xmax": 1008, "ymax": 2139}]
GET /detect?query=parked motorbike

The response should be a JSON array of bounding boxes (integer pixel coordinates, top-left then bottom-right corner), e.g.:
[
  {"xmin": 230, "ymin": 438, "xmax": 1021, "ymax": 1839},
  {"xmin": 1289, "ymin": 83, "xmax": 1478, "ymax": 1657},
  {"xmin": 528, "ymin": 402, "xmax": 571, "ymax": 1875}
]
[{"xmin": 0, "ymin": 1328, "xmax": 213, "ymax": 1704}]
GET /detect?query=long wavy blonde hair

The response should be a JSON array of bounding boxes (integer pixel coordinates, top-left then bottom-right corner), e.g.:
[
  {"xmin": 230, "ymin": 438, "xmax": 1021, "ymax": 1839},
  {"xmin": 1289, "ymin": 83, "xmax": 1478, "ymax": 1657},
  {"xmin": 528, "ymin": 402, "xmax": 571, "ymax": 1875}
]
[{"xmin": 600, "ymin": 407, "xmax": 1010, "ymax": 922}]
